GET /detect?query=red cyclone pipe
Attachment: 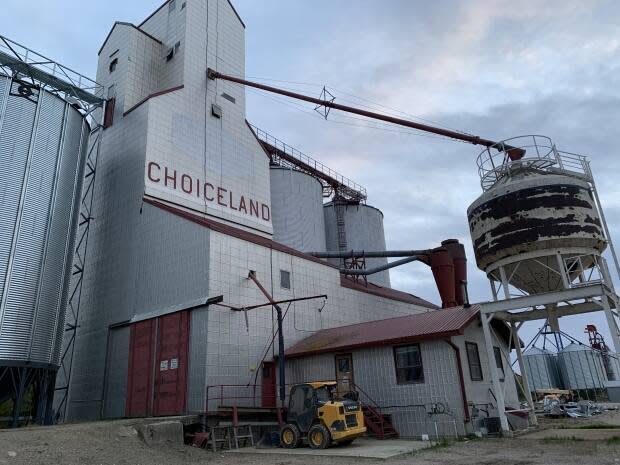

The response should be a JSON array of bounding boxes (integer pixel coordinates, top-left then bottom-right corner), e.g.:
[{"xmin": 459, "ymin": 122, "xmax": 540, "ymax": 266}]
[
  {"xmin": 441, "ymin": 239, "xmax": 467, "ymax": 306},
  {"xmin": 430, "ymin": 247, "xmax": 457, "ymax": 308}
]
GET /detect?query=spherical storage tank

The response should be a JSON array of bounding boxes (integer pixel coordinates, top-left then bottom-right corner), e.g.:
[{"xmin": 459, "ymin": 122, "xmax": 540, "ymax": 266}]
[
  {"xmin": 270, "ymin": 167, "xmax": 327, "ymax": 252},
  {"xmin": 522, "ymin": 347, "xmax": 561, "ymax": 390},
  {"xmin": 467, "ymin": 137, "xmax": 605, "ymax": 295},
  {"xmin": 0, "ymin": 75, "xmax": 88, "ymax": 368},
  {"xmin": 558, "ymin": 343, "xmax": 607, "ymax": 390},
  {"xmin": 324, "ymin": 202, "xmax": 391, "ymax": 288}
]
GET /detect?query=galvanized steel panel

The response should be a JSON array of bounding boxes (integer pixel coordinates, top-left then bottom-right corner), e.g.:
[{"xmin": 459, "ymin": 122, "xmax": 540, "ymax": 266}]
[
  {"xmin": 558, "ymin": 343, "xmax": 607, "ymax": 389},
  {"xmin": 0, "ymin": 78, "xmax": 87, "ymax": 365},
  {"xmin": 270, "ymin": 167, "xmax": 326, "ymax": 252},
  {"xmin": 324, "ymin": 202, "xmax": 391, "ymax": 287}
]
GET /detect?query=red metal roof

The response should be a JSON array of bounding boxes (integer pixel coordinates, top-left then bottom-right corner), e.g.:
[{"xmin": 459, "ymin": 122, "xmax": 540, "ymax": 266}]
[{"xmin": 285, "ymin": 305, "xmax": 481, "ymax": 358}]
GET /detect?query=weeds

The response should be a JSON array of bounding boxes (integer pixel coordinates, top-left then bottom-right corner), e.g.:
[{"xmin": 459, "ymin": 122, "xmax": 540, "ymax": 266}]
[{"xmin": 540, "ymin": 436, "xmax": 584, "ymax": 443}]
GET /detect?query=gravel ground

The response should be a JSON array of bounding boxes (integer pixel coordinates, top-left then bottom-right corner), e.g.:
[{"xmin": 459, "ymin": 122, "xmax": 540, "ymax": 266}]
[{"xmin": 0, "ymin": 410, "xmax": 619, "ymax": 465}]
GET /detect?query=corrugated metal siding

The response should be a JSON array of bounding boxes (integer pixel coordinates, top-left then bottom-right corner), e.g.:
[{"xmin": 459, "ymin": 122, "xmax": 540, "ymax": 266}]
[
  {"xmin": 270, "ymin": 167, "xmax": 327, "ymax": 252},
  {"xmin": 0, "ymin": 77, "xmax": 86, "ymax": 365},
  {"xmin": 103, "ymin": 326, "xmax": 130, "ymax": 418},
  {"xmin": 287, "ymin": 343, "xmax": 466, "ymax": 438}
]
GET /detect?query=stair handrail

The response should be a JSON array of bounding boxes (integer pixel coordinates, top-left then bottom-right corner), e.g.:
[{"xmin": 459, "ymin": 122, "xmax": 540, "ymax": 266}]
[{"xmin": 350, "ymin": 381, "xmax": 386, "ymax": 431}]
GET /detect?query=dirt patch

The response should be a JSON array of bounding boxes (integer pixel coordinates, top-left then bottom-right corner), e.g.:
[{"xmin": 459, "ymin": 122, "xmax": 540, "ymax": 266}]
[{"xmin": 0, "ymin": 417, "xmax": 619, "ymax": 465}]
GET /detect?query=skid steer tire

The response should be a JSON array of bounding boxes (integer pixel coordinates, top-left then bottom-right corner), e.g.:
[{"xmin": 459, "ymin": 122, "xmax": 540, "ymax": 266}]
[
  {"xmin": 308, "ymin": 424, "xmax": 331, "ymax": 449},
  {"xmin": 280, "ymin": 424, "xmax": 301, "ymax": 448}
]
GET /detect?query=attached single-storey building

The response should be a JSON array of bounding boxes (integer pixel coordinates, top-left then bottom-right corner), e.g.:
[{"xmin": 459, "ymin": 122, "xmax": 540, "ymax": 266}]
[{"xmin": 284, "ymin": 305, "xmax": 522, "ymax": 437}]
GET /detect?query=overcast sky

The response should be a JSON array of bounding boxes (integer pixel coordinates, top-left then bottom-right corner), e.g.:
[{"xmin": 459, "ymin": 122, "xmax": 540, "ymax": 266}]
[{"xmin": 5, "ymin": 0, "xmax": 620, "ymax": 349}]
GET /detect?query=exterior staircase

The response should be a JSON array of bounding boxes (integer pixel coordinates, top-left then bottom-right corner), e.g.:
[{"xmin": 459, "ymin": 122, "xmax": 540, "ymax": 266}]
[{"xmin": 362, "ymin": 404, "xmax": 399, "ymax": 439}]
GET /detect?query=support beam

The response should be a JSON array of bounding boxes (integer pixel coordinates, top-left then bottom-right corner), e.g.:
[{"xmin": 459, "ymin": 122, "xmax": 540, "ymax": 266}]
[
  {"xmin": 481, "ymin": 314, "xmax": 510, "ymax": 433},
  {"xmin": 602, "ymin": 295, "xmax": 620, "ymax": 355},
  {"xmin": 511, "ymin": 322, "xmax": 537, "ymax": 426},
  {"xmin": 479, "ymin": 284, "xmax": 608, "ymax": 314}
]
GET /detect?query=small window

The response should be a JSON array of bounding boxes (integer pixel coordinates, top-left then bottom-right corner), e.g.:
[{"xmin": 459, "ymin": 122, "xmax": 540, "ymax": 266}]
[
  {"xmin": 109, "ymin": 58, "xmax": 118, "ymax": 73},
  {"xmin": 103, "ymin": 97, "xmax": 115, "ymax": 129},
  {"xmin": 466, "ymin": 342, "xmax": 483, "ymax": 381},
  {"xmin": 494, "ymin": 346, "xmax": 505, "ymax": 382},
  {"xmin": 175, "ymin": 41, "xmax": 181, "ymax": 52},
  {"xmin": 394, "ymin": 344, "xmax": 424, "ymax": 384},
  {"xmin": 280, "ymin": 270, "xmax": 291, "ymax": 289},
  {"xmin": 181, "ymin": 1, "xmax": 186, "ymax": 9},
  {"xmin": 169, "ymin": 0, "xmax": 176, "ymax": 12},
  {"xmin": 166, "ymin": 48, "xmax": 174, "ymax": 61},
  {"xmin": 221, "ymin": 92, "xmax": 236, "ymax": 104}
]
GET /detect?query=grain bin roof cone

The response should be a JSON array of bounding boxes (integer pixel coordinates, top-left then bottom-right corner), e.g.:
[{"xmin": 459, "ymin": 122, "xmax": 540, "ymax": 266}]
[{"xmin": 466, "ymin": 135, "xmax": 607, "ymax": 295}]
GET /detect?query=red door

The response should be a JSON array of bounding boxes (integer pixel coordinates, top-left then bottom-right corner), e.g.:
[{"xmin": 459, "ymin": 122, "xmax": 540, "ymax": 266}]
[
  {"xmin": 125, "ymin": 319, "xmax": 156, "ymax": 417},
  {"xmin": 261, "ymin": 361, "xmax": 276, "ymax": 407},
  {"xmin": 153, "ymin": 311, "xmax": 189, "ymax": 416}
]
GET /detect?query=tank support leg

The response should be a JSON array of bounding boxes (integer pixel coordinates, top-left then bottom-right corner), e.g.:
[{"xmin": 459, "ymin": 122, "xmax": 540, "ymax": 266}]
[
  {"xmin": 511, "ymin": 322, "xmax": 537, "ymax": 426},
  {"xmin": 601, "ymin": 295, "xmax": 620, "ymax": 355},
  {"xmin": 481, "ymin": 313, "xmax": 510, "ymax": 433}
]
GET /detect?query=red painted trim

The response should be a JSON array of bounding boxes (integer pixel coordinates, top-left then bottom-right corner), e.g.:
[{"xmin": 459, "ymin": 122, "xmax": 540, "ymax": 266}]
[
  {"xmin": 246, "ymin": 120, "xmax": 271, "ymax": 159},
  {"xmin": 340, "ymin": 276, "xmax": 438, "ymax": 308},
  {"xmin": 285, "ymin": 331, "xmax": 464, "ymax": 359},
  {"xmin": 98, "ymin": 21, "xmax": 162, "ymax": 56},
  {"xmin": 123, "ymin": 85, "xmax": 184, "ymax": 117},
  {"xmin": 144, "ymin": 197, "xmax": 437, "ymax": 308},
  {"xmin": 144, "ymin": 197, "xmax": 336, "ymax": 269},
  {"xmin": 446, "ymin": 340, "xmax": 471, "ymax": 422}
]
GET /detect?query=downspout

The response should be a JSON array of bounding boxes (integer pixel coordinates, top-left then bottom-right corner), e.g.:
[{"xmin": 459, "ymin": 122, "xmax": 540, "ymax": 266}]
[{"xmin": 446, "ymin": 340, "xmax": 471, "ymax": 422}]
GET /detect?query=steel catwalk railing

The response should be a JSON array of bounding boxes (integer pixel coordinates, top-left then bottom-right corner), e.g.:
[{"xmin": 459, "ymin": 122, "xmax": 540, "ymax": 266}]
[
  {"xmin": 475, "ymin": 135, "xmax": 591, "ymax": 191},
  {"xmin": 249, "ymin": 123, "xmax": 367, "ymax": 202}
]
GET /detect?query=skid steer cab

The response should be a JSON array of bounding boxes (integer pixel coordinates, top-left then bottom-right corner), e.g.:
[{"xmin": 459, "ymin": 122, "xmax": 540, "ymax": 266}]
[{"xmin": 280, "ymin": 381, "xmax": 366, "ymax": 449}]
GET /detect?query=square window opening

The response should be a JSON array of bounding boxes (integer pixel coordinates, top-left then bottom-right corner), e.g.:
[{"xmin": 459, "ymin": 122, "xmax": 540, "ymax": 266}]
[
  {"xmin": 494, "ymin": 346, "xmax": 505, "ymax": 382},
  {"xmin": 166, "ymin": 48, "xmax": 174, "ymax": 61},
  {"xmin": 466, "ymin": 342, "xmax": 483, "ymax": 381},
  {"xmin": 109, "ymin": 58, "xmax": 118, "ymax": 73},
  {"xmin": 280, "ymin": 270, "xmax": 291, "ymax": 289},
  {"xmin": 393, "ymin": 344, "xmax": 424, "ymax": 384}
]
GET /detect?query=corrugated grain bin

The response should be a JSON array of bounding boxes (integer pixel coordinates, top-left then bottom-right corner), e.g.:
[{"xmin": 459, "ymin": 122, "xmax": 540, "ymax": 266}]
[
  {"xmin": 324, "ymin": 202, "xmax": 390, "ymax": 287},
  {"xmin": 558, "ymin": 343, "xmax": 607, "ymax": 390},
  {"xmin": 0, "ymin": 75, "xmax": 88, "ymax": 366},
  {"xmin": 523, "ymin": 347, "xmax": 561, "ymax": 390},
  {"xmin": 270, "ymin": 167, "xmax": 326, "ymax": 253}
]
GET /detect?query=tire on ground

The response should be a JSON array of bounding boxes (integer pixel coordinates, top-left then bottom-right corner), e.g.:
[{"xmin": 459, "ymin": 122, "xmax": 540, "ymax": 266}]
[
  {"xmin": 308, "ymin": 423, "xmax": 331, "ymax": 449},
  {"xmin": 280, "ymin": 423, "xmax": 301, "ymax": 448}
]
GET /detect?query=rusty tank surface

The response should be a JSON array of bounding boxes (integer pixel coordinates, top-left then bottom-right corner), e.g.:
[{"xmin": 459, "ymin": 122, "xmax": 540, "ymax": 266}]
[{"xmin": 467, "ymin": 136, "xmax": 606, "ymax": 295}]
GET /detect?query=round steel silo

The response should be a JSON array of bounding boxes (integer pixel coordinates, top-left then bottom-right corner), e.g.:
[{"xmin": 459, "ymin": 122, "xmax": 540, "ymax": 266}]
[
  {"xmin": 558, "ymin": 343, "xmax": 607, "ymax": 390},
  {"xmin": 522, "ymin": 347, "xmax": 561, "ymax": 390},
  {"xmin": 323, "ymin": 202, "xmax": 391, "ymax": 287},
  {"xmin": 0, "ymin": 75, "xmax": 88, "ymax": 421},
  {"xmin": 467, "ymin": 136, "xmax": 606, "ymax": 295},
  {"xmin": 270, "ymin": 167, "xmax": 327, "ymax": 252}
]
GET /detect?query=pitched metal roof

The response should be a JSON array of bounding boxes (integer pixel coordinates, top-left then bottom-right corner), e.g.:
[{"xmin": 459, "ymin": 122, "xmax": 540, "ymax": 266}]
[{"xmin": 285, "ymin": 305, "xmax": 481, "ymax": 358}]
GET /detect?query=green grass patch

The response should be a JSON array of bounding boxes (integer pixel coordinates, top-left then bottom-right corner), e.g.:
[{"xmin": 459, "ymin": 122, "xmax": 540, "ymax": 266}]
[
  {"xmin": 541, "ymin": 436, "xmax": 584, "ymax": 444},
  {"xmin": 607, "ymin": 436, "xmax": 620, "ymax": 445},
  {"xmin": 575, "ymin": 423, "xmax": 620, "ymax": 430},
  {"xmin": 428, "ymin": 438, "xmax": 451, "ymax": 449}
]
